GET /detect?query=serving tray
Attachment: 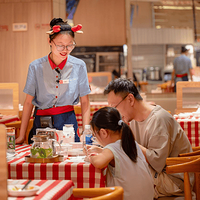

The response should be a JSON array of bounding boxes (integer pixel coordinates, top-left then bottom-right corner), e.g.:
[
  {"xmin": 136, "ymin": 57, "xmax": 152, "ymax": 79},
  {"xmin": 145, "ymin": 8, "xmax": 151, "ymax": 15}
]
[{"xmin": 25, "ymin": 155, "xmax": 64, "ymax": 163}]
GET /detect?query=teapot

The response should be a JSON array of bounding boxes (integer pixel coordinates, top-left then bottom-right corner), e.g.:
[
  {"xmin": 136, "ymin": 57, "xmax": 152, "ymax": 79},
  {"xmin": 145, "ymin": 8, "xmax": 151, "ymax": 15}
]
[{"xmin": 30, "ymin": 135, "xmax": 60, "ymax": 158}]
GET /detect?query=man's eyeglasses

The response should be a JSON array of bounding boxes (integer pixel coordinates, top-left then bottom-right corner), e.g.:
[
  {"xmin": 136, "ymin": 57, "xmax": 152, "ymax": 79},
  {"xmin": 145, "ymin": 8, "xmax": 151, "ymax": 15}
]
[
  {"xmin": 114, "ymin": 94, "xmax": 128, "ymax": 108},
  {"xmin": 52, "ymin": 40, "xmax": 76, "ymax": 51}
]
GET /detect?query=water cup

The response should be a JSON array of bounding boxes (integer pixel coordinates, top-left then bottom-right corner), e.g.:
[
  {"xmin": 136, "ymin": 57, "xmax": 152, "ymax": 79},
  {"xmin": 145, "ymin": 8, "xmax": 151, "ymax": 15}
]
[
  {"xmin": 57, "ymin": 145, "xmax": 69, "ymax": 157},
  {"xmin": 6, "ymin": 127, "xmax": 15, "ymax": 154}
]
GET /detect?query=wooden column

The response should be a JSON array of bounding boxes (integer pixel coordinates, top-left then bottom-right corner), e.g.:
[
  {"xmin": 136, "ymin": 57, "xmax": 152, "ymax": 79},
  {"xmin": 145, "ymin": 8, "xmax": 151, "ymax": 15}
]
[
  {"xmin": 52, "ymin": 0, "xmax": 66, "ymax": 19},
  {"xmin": 125, "ymin": 0, "xmax": 133, "ymax": 80}
]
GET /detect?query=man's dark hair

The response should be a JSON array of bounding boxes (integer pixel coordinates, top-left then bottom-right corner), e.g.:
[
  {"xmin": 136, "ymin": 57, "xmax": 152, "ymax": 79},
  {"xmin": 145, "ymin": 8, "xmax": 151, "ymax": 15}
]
[
  {"xmin": 181, "ymin": 46, "xmax": 189, "ymax": 53},
  {"xmin": 104, "ymin": 78, "xmax": 143, "ymax": 100}
]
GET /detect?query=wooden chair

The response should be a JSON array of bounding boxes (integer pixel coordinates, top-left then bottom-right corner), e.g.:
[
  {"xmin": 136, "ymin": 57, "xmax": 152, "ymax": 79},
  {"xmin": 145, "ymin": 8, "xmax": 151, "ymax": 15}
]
[
  {"xmin": 166, "ymin": 157, "xmax": 200, "ymax": 200},
  {"xmin": 179, "ymin": 150, "xmax": 200, "ymax": 157},
  {"xmin": 5, "ymin": 119, "xmax": 33, "ymax": 144},
  {"xmin": 0, "ymin": 83, "xmax": 19, "ymax": 116},
  {"xmin": 73, "ymin": 186, "xmax": 124, "ymax": 200},
  {"xmin": 0, "ymin": 124, "xmax": 8, "ymax": 199},
  {"xmin": 175, "ymin": 81, "xmax": 200, "ymax": 114},
  {"xmin": 192, "ymin": 146, "xmax": 200, "ymax": 152}
]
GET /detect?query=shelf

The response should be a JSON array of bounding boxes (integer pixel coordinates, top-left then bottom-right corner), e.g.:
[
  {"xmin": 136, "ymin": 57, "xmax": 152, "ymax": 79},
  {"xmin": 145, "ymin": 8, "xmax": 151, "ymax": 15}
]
[{"xmin": 99, "ymin": 63, "xmax": 119, "ymax": 66}]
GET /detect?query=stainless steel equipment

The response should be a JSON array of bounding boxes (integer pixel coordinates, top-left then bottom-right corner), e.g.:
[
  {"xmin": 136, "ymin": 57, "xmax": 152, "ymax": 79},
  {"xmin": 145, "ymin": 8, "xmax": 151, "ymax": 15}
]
[{"xmin": 147, "ymin": 66, "xmax": 162, "ymax": 81}]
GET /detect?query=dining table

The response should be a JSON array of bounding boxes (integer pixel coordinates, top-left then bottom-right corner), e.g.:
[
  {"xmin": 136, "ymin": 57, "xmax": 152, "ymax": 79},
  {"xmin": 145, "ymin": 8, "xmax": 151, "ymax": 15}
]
[
  {"xmin": 8, "ymin": 179, "xmax": 74, "ymax": 200},
  {"xmin": 8, "ymin": 145, "xmax": 106, "ymax": 188},
  {"xmin": 0, "ymin": 115, "xmax": 19, "ymax": 124},
  {"xmin": 177, "ymin": 118, "xmax": 200, "ymax": 147}
]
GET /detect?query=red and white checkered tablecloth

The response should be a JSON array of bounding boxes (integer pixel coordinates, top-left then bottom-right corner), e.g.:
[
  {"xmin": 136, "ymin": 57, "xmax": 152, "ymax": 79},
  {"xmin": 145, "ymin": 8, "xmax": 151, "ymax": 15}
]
[
  {"xmin": 8, "ymin": 179, "xmax": 74, "ymax": 200},
  {"xmin": 177, "ymin": 119, "xmax": 200, "ymax": 147},
  {"xmin": 0, "ymin": 115, "xmax": 19, "ymax": 124},
  {"xmin": 8, "ymin": 145, "xmax": 106, "ymax": 188},
  {"xmin": 75, "ymin": 102, "xmax": 108, "ymax": 128}
]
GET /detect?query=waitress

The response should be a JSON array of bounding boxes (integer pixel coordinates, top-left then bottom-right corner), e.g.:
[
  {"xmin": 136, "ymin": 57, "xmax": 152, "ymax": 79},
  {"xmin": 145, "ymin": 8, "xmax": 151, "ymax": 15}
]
[{"xmin": 16, "ymin": 18, "xmax": 91, "ymax": 144}]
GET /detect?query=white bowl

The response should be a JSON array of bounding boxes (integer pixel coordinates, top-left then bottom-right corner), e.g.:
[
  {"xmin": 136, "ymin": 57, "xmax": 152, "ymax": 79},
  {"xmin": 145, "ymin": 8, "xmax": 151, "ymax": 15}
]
[
  {"xmin": 70, "ymin": 142, "xmax": 83, "ymax": 149},
  {"xmin": 8, "ymin": 185, "xmax": 40, "ymax": 197},
  {"xmin": 68, "ymin": 148, "xmax": 85, "ymax": 156}
]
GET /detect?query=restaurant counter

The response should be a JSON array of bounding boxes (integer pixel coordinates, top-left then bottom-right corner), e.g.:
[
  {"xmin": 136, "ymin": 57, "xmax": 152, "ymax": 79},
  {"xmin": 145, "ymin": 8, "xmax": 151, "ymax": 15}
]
[{"xmin": 89, "ymin": 93, "xmax": 177, "ymax": 115}]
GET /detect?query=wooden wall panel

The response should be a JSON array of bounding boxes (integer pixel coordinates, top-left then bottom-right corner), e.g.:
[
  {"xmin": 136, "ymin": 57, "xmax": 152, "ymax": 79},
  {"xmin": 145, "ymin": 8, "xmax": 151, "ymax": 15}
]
[
  {"xmin": 0, "ymin": 0, "xmax": 52, "ymax": 104},
  {"xmin": 131, "ymin": 28, "xmax": 194, "ymax": 45},
  {"xmin": 73, "ymin": 0, "xmax": 126, "ymax": 46},
  {"xmin": 130, "ymin": 1, "xmax": 153, "ymax": 28}
]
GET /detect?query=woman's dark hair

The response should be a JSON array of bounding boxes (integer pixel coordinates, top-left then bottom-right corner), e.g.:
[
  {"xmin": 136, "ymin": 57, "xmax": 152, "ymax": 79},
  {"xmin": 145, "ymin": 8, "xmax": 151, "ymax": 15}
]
[
  {"xmin": 49, "ymin": 18, "xmax": 74, "ymax": 41},
  {"xmin": 90, "ymin": 107, "xmax": 137, "ymax": 162}
]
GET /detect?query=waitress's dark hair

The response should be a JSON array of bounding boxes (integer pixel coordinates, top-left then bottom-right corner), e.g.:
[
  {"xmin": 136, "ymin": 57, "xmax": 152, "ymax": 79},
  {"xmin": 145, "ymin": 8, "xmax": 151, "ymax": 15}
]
[
  {"xmin": 90, "ymin": 107, "xmax": 137, "ymax": 162},
  {"xmin": 49, "ymin": 18, "xmax": 74, "ymax": 41}
]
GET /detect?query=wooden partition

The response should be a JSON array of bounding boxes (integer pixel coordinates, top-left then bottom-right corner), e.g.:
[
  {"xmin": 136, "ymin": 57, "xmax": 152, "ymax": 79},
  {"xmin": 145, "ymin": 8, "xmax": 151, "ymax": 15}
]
[
  {"xmin": 73, "ymin": 0, "xmax": 126, "ymax": 46},
  {"xmin": 175, "ymin": 81, "xmax": 200, "ymax": 114},
  {"xmin": 0, "ymin": 124, "xmax": 8, "ymax": 199},
  {"xmin": 0, "ymin": 83, "xmax": 19, "ymax": 116}
]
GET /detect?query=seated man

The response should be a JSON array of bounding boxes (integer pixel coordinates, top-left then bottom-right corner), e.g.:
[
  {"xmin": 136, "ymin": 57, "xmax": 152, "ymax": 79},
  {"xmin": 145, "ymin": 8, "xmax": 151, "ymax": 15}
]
[{"xmin": 104, "ymin": 78, "xmax": 194, "ymax": 198}]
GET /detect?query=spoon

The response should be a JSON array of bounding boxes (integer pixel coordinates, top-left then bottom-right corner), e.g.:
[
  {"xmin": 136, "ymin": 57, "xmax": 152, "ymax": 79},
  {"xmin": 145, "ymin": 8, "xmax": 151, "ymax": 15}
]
[
  {"xmin": 14, "ymin": 186, "xmax": 21, "ymax": 191},
  {"xmin": 21, "ymin": 180, "xmax": 32, "ymax": 190}
]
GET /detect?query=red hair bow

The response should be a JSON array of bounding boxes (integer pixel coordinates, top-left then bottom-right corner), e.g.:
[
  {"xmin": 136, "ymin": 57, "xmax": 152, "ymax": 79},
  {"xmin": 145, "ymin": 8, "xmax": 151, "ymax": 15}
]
[
  {"xmin": 52, "ymin": 25, "xmax": 61, "ymax": 33},
  {"xmin": 46, "ymin": 24, "xmax": 83, "ymax": 35},
  {"xmin": 71, "ymin": 24, "xmax": 82, "ymax": 33}
]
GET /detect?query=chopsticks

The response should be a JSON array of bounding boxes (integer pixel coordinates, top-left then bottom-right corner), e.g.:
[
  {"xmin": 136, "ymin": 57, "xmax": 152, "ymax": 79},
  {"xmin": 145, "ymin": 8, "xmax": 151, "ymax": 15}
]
[{"xmin": 22, "ymin": 180, "xmax": 32, "ymax": 190}]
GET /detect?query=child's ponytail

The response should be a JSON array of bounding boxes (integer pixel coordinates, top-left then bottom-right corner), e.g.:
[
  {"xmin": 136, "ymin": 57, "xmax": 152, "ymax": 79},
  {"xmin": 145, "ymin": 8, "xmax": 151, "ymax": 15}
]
[{"xmin": 120, "ymin": 122, "xmax": 137, "ymax": 162}]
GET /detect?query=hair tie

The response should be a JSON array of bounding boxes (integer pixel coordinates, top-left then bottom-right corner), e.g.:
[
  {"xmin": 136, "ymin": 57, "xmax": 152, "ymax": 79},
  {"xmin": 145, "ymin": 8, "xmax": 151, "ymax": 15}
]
[
  {"xmin": 46, "ymin": 24, "xmax": 83, "ymax": 35},
  {"xmin": 118, "ymin": 120, "xmax": 123, "ymax": 126}
]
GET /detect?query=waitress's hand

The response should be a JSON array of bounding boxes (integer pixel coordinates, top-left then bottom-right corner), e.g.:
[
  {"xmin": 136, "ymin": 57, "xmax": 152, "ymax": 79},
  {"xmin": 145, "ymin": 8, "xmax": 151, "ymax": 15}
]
[{"xmin": 15, "ymin": 135, "xmax": 25, "ymax": 144}]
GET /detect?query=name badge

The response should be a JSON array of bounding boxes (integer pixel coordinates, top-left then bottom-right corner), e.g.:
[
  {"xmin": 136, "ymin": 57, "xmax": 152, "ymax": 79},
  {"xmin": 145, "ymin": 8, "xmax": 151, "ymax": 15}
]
[{"xmin": 59, "ymin": 79, "xmax": 69, "ymax": 84}]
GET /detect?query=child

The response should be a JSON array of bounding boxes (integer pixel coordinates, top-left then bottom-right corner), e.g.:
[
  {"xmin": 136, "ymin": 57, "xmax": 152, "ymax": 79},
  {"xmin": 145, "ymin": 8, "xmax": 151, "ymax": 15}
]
[{"xmin": 86, "ymin": 107, "xmax": 154, "ymax": 200}]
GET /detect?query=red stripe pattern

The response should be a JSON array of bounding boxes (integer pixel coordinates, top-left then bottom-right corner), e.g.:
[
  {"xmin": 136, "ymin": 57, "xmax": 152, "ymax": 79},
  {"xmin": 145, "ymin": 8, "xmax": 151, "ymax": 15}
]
[
  {"xmin": 0, "ymin": 115, "xmax": 19, "ymax": 124},
  {"xmin": 8, "ymin": 179, "xmax": 74, "ymax": 200},
  {"xmin": 8, "ymin": 145, "xmax": 106, "ymax": 188},
  {"xmin": 178, "ymin": 120, "xmax": 200, "ymax": 147}
]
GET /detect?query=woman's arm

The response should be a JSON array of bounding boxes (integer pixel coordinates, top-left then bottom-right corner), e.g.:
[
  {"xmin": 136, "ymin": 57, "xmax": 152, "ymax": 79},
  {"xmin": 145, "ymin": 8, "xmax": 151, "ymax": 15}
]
[
  {"xmin": 189, "ymin": 68, "xmax": 193, "ymax": 81},
  {"xmin": 89, "ymin": 148, "xmax": 114, "ymax": 169},
  {"xmin": 80, "ymin": 95, "xmax": 90, "ymax": 130},
  {"xmin": 170, "ymin": 69, "xmax": 175, "ymax": 87},
  {"xmin": 15, "ymin": 94, "xmax": 34, "ymax": 144}
]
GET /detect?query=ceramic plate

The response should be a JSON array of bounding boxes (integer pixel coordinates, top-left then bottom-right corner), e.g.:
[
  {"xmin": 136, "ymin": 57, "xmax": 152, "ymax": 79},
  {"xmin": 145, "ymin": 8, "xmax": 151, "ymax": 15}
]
[{"xmin": 8, "ymin": 185, "xmax": 40, "ymax": 197}]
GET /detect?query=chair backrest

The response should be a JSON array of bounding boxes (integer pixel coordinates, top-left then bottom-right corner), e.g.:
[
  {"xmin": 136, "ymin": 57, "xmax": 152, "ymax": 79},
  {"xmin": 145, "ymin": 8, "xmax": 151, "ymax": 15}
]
[
  {"xmin": 0, "ymin": 124, "xmax": 8, "ymax": 199},
  {"xmin": 5, "ymin": 119, "xmax": 33, "ymax": 144},
  {"xmin": 175, "ymin": 81, "xmax": 200, "ymax": 114},
  {"xmin": 179, "ymin": 150, "xmax": 200, "ymax": 157},
  {"xmin": 192, "ymin": 146, "xmax": 200, "ymax": 152},
  {"xmin": 73, "ymin": 186, "xmax": 124, "ymax": 200},
  {"xmin": 166, "ymin": 157, "xmax": 200, "ymax": 200},
  {"xmin": 0, "ymin": 83, "xmax": 19, "ymax": 116}
]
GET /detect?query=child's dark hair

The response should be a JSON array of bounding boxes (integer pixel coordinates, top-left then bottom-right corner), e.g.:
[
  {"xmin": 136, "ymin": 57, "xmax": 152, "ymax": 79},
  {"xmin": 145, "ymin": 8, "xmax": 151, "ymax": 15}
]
[
  {"xmin": 90, "ymin": 107, "xmax": 137, "ymax": 162},
  {"xmin": 49, "ymin": 18, "xmax": 74, "ymax": 41}
]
